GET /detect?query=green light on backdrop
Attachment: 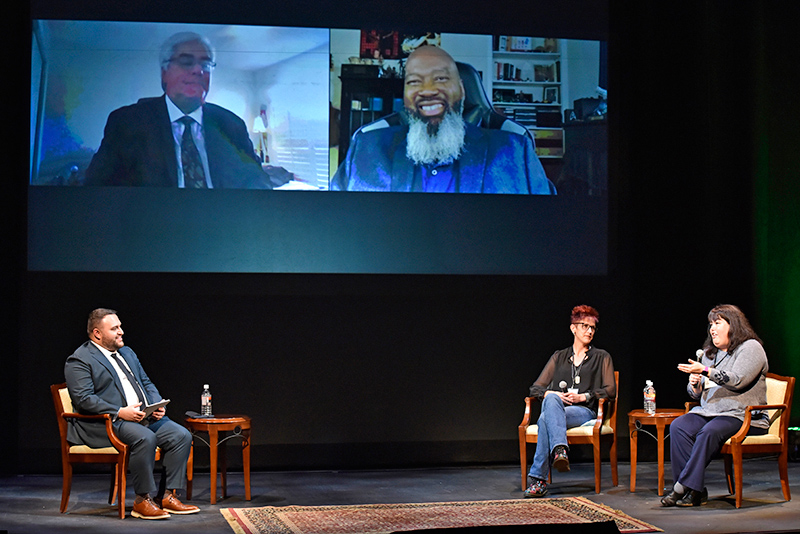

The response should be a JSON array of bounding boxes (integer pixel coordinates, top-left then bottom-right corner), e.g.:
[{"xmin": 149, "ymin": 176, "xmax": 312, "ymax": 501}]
[{"xmin": 752, "ymin": 9, "xmax": 800, "ymax": 425}]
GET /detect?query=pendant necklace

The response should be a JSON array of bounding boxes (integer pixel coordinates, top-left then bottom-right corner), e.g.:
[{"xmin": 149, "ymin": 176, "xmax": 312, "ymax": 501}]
[{"xmin": 571, "ymin": 347, "xmax": 589, "ymax": 388}]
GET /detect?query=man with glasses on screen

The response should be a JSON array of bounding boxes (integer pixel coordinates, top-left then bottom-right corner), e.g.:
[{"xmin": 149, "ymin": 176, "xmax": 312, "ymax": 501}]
[
  {"xmin": 332, "ymin": 45, "xmax": 553, "ymax": 194},
  {"xmin": 85, "ymin": 32, "xmax": 291, "ymax": 189}
]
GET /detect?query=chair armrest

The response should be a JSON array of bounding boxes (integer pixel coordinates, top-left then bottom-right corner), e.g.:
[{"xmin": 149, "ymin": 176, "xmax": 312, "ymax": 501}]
[
  {"xmin": 61, "ymin": 412, "xmax": 127, "ymax": 451},
  {"xmin": 519, "ymin": 397, "xmax": 539, "ymax": 428},
  {"xmin": 684, "ymin": 401, "xmax": 699, "ymax": 413},
  {"xmin": 61, "ymin": 412, "xmax": 112, "ymax": 421},
  {"xmin": 726, "ymin": 403, "xmax": 786, "ymax": 444},
  {"xmin": 592, "ymin": 397, "xmax": 607, "ymax": 429},
  {"xmin": 742, "ymin": 404, "xmax": 787, "ymax": 412}
]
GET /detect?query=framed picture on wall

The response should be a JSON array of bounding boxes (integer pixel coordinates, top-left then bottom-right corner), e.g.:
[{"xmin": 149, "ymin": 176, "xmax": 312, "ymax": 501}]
[
  {"xmin": 360, "ymin": 30, "xmax": 401, "ymax": 59},
  {"xmin": 544, "ymin": 86, "xmax": 559, "ymax": 103}
]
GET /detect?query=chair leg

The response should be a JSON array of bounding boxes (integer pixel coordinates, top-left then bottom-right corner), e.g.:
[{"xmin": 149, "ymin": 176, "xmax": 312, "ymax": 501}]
[
  {"xmin": 117, "ymin": 457, "xmax": 128, "ymax": 519},
  {"xmin": 593, "ymin": 440, "xmax": 602, "ymax": 493},
  {"xmin": 610, "ymin": 437, "xmax": 618, "ymax": 487},
  {"xmin": 108, "ymin": 469, "xmax": 118, "ymax": 505},
  {"xmin": 519, "ymin": 439, "xmax": 528, "ymax": 490},
  {"xmin": 778, "ymin": 448, "xmax": 792, "ymax": 501},
  {"xmin": 723, "ymin": 454, "xmax": 734, "ymax": 495},
  {"xmin": 60, "ymin": 463, "xmax": 72, "ymax": 513},
  {"xmin": 187, "ymin": 440, "xmax": 194, "ymax": 499},
  {"xmin": 732, "ymin": 446, "xmax": 744, "ymax": 509},
  {"xmin": 155, "ymin": 465, "xmax": 167, "ymax": 503}
]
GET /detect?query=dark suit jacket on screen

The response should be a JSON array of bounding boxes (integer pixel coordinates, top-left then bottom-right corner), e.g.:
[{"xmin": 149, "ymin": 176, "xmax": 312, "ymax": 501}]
[
  {"xmin": 64, "ymin": 341, "xmax": 163, "ymax": 447},
  {"xmin": 85, "ymin": 95, "xmax": 272, "ymax": 189}
]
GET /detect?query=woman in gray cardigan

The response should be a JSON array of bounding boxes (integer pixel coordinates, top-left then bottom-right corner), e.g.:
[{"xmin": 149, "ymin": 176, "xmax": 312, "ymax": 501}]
[{"xmin": 661, "ymin": 304, "xmax": 769, "ymax": 507}]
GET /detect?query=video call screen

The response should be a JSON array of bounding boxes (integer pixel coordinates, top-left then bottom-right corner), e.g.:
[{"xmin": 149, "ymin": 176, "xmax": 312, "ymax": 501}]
[{"xmin": 29, "ymin": 19, "xmax": 608, "ymax": 274}]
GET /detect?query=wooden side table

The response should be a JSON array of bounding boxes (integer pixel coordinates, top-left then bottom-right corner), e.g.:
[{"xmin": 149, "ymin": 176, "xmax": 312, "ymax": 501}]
[
  {"xmin": 185, "ymin": 415, "xmax": 251, "ymax": 504},
  {"xmin": 628, "ymin": 408, "xmax": 684, "ymax": 495}
]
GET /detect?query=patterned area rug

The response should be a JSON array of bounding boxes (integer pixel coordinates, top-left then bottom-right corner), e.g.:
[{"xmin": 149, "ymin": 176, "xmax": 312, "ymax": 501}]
[{"xmin": 221, "ymin": 497, "xmax": 662, "ymax": 534}]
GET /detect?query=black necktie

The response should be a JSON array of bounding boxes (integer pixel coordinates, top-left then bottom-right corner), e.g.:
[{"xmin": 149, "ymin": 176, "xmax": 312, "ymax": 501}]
[
  {"xmin": 178, "ymin": 116, "xmax": 206, "ymax": 188},
  {"xmin": 111, "ymin": 352, "xmax": 147, "ymax": 406}
]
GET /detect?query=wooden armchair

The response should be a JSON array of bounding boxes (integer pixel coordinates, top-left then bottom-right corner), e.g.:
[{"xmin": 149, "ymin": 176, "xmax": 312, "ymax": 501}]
[
  {"xmin": 519, "ymin": 371, "xmax": 619, "ymax": 493},
  {"xmin": 51, "ymin": 383, "xmax": 162, "ymax": 519},
  {"xmin": 686, "ymin": 372, "xmax": 795, "ymax": 508}
]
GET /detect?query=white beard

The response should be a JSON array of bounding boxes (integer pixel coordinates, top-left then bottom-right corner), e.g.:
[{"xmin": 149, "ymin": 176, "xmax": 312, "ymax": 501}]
[{"xmin": 405, "ymin": 109, "xmax": 466, "ymax": 166}]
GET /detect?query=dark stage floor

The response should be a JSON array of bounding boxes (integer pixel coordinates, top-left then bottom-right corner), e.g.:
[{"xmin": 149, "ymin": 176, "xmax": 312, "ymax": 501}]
[{"xmin": 1, "ymin": 460, "xmax": 798, "ymax": 533}]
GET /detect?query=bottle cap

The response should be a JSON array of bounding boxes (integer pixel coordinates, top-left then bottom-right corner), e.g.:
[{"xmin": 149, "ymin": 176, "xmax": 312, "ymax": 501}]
[
  {"xmin": 646, "ymin": 380, "xmax": 653, "ymax": 386},
  {"xmin": 203, "ymin": 384, "xmax": 209, "ymax": 389}
]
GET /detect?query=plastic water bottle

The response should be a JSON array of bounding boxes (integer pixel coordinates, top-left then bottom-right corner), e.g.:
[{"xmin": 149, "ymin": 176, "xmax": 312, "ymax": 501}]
[
  {"xmin": 201, "ymin": 384, "xmax": 213, "ymax": 416},
  {"xmin": 644, "ymin": 380, "xmax": 656, "ymax": 415}
]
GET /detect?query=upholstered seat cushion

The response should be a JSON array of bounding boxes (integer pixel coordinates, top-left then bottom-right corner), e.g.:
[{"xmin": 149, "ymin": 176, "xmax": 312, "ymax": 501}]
[
  {"xmin": 526, "ymin": 423, "xmax": 613, "ymax": 437},
  {"xmin": 68, "ymin": 444, "xmax": 120, "ymax": 454},
  {"xmin": 726, "ymin": 434, "xmax": 782, "ymax": 446}
]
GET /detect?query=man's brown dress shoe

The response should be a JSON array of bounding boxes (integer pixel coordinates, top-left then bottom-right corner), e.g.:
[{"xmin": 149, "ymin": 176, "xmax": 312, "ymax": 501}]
[
  {"xmin": 131, "ymin": 495, "xmax": 170, "ymax": 520},
  {"xmin": 160, "ymin": 490, "xmax": 200, "ymax": 515}
]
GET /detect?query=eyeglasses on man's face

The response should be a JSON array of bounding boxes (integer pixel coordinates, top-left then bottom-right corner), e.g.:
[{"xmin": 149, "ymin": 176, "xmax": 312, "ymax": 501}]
[
  {"xmin": 573, "ymin": 322, "xmax": 597, "ymax": 332},
  {"xmin": 165, "ymin": 54, "xmax": 216, "ymax": 72}
]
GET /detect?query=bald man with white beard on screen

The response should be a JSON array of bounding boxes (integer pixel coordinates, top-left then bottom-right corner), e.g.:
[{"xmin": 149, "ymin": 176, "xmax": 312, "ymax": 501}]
[{"xmin": 332, "ymin": 45, "xmax": 553, "ymax": 194}]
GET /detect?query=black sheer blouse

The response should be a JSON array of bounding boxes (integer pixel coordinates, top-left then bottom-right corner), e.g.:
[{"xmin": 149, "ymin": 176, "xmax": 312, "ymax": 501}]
[{"xmin": 528, "ymin": 346, "xmax": 615, "ymax": 413}]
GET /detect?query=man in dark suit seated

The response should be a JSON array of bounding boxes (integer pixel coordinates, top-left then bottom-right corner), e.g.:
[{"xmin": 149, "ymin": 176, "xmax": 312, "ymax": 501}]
[
  {"xmin": 332, "ymin": 45, "xmax": 553, "ymax": 194},
  {"xmin": 64, "ymin": 308, "xmax": 199, "ymax": 519},
  {"xmin": 85, "ymin": 32, "xmax": 291, "ymax": 189}
]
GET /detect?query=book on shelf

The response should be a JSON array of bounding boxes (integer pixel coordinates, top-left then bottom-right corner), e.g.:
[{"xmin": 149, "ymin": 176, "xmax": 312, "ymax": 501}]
[
  {"xmin": 493, "ymin": 36, "xmax": 558, "ymax": 53},
  {"xmin": 494, "ymin": 62, "xmax": 524, "ymax": 82},
  {"xmin": 535, "ymin": 147, "xmax": 564, "ymax": 157},
  {"xmin": 514, "ymin": 110, "xmax": 538, "ymax": 120},
  {"xmin": 497, "ymin": 35, "xmax": 507, "ymax": 51}
]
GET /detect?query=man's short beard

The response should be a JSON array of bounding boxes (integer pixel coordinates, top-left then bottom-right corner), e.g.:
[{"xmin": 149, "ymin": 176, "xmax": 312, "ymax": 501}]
[{"xmin": 404, "ymin": 102, "xmax": 466, "ymax": 166}]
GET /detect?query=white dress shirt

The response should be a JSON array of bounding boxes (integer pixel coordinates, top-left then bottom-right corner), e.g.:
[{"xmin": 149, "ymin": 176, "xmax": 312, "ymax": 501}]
[{"xmin": 90, "ymin": 341, "xmax": 142, "ymax": 407}]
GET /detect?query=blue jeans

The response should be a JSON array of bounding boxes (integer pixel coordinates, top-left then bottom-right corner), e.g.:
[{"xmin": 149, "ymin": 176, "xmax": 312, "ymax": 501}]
[{"xmin": 527, "ymin": 394, "xmax": 595, "ymax": 480}]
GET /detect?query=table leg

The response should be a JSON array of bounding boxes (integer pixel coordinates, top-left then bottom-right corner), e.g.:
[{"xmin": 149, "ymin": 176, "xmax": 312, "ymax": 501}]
[
  {"xmin": 243, "ymin": 428, "xmax": 251, "ymax": 500},
  {"xmin": 656, "ymin": 420, "xmax": 666, "ymax": 496},
  {"xmin": 629, "ymin": 419, "xmax": 638, "ymax": 492},
  {"xmin": 220, "ymin": 435, "xmax": 228, "ymax": 500},
  {"xmin": 186, "ymin": 440, "xmax": 194, "ymax": 500},
  {"xmin": 209, "ymin": 427, "xmax": 219, "ymax": 505}
]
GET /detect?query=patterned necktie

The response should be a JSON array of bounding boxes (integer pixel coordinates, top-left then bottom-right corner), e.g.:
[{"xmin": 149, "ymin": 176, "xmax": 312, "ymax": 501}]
[
  {"xmin": 111, "ymin": 352, "xmax": 147, "ymax": 406},
  {"xmin": 178, "ymin": 116, "xmax": 207, "ymax": 188}
]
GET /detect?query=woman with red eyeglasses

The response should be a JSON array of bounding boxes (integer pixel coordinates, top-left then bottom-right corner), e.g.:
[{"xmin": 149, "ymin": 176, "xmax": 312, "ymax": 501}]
[{"xmin": 523, "ymin": 305, "xmax": 616, "ymax": 498}]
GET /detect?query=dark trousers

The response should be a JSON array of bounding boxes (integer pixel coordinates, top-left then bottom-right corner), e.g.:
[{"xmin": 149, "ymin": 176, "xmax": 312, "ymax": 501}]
[
  {"xmin": 114, "ymin": 416, "xmax": 192, "ymax": 496},
  {"xmin": 669, "ymin": 412, "xmax": 765, "ymax": 492}
]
